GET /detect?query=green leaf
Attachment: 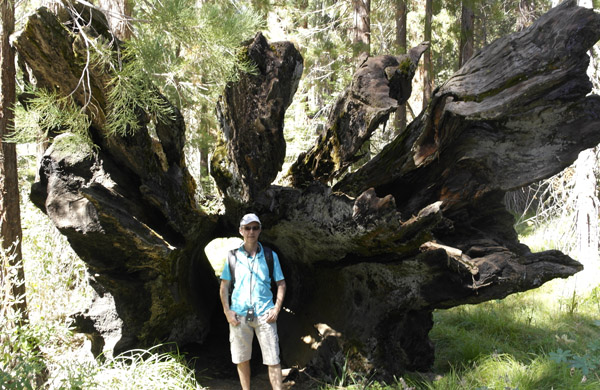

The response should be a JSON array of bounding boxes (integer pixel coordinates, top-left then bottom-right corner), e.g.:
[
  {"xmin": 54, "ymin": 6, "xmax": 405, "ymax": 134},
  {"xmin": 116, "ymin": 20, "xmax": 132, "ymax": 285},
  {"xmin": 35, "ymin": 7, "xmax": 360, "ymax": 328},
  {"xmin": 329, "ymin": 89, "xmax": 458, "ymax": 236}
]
[
  {"xmin": 548, "ymin": 348, "xmax": 571, "ymax": 364},
  {"xmin": 569, "ymin": 355, "xmax": 592, "ymax": 376}
]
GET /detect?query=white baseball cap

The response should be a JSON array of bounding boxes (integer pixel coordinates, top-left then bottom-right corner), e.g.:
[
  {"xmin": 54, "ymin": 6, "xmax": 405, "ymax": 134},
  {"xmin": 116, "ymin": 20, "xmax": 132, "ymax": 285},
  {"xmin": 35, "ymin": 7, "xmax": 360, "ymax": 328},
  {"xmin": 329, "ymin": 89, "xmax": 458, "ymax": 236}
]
[{"xmin": 240, "ymin": 213, "xmax": 261, "ymax": 227}]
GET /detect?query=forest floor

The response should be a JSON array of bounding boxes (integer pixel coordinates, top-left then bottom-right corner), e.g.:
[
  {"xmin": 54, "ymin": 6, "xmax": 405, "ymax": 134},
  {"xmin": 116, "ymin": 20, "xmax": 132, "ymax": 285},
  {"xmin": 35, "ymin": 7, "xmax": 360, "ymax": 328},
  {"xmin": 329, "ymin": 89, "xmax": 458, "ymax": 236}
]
[
  {"xmin": 202, "ymin": 369, "xmax": 318, "ymax": 390},
  {"xmin": 190, "ymin": 342, "xmax": 319, "ymax": 390}
]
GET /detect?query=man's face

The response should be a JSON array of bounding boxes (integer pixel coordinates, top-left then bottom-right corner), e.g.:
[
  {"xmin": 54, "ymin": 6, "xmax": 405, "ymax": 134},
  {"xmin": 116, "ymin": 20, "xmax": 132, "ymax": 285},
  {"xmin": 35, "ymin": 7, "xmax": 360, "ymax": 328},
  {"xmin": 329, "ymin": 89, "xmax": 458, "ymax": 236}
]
[{"xmin": 240, "ymin": 222, "xmax": 261, "ymax": 243}]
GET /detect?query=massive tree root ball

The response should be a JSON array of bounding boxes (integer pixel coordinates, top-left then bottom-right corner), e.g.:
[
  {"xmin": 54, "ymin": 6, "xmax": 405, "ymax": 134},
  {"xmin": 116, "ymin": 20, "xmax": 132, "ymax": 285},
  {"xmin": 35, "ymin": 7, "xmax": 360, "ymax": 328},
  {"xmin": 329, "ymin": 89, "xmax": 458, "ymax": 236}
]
[{"xmin": 15, "ymin": 0, "xmax": 599, "ymax": 380}]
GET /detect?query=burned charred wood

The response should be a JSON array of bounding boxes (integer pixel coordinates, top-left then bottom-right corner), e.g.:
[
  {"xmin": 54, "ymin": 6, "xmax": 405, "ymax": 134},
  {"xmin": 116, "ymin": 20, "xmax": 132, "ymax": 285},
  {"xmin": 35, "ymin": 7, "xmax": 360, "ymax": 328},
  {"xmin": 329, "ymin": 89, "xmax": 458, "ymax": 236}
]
[
  {"xmin": 16, "ymin": 5, "xmax": 216, "ymax": 356},
  {"xmin": 212, "ymin": 32, "xmax": 303, "ymax": 204},
  {"xmin": 288, "ymin": 42, "xmax": 429, "ymax": 187}
]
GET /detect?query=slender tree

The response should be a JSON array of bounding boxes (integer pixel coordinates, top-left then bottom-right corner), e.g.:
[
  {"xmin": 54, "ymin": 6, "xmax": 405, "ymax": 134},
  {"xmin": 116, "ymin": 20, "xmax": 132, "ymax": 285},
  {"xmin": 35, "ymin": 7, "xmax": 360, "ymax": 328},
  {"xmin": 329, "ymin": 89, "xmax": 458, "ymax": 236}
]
[
  {"xmin": 423, "ymin": 0, "xmax": 433, "ymax": 109},
  {"xmin": 352, "ymin": 0, "xmax": 371, "ymax": 57},
  {"xmin": 352, "ymin": 0, "xmax": 372, "ymax": 165},
  {"xmin": 98, "ymin": 0, "xmax": 133, "ymax": 41},
  {"xmin": 574, "ymin": 149, "xmax": 599, "ymax": 280},
  {"xmin": 394, "ymin": 0, "xmax": 408, "ymax": 134},
  {"xmin": 0, "ymin": 0, "xmax": 28, "ymax": 321},
  {"xmin": 459, "ymin": 0, "xmax": 475, "ymax": 68},
  {"xmin": 574, "ymin": 0, "xmax": 598, "ymax": 284}
]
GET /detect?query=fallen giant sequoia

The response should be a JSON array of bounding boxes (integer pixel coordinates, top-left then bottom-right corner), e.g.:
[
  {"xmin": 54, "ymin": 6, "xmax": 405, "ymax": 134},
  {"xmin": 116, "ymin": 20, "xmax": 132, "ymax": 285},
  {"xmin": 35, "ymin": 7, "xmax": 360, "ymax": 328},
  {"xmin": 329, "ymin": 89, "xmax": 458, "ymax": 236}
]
[{"xmin": 15, "ymin": 0, "xmax": 600, "ymax": 378}]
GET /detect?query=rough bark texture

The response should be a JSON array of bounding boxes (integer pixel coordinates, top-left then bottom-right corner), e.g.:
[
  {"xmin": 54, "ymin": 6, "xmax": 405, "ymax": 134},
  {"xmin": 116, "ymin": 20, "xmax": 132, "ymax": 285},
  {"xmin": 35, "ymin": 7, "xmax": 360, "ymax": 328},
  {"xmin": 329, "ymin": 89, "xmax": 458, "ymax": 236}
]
[
  {"xmin": 98, "ymin": 0, "xmax": 133, "ymax": 41},
  {"xmin": 15, "ymin": 6, "xmax": 217, "ymax": 357},
  {"xmin": 212, "ymin": 32, "xmax": 303, "ymax": 205},
  {"xmin": 394, "ymin": 0, "xmax": 408, "ymax": 134},
  {"xmin": 14, "ymin": 0, "xmax": 600, "ymax": 380}
]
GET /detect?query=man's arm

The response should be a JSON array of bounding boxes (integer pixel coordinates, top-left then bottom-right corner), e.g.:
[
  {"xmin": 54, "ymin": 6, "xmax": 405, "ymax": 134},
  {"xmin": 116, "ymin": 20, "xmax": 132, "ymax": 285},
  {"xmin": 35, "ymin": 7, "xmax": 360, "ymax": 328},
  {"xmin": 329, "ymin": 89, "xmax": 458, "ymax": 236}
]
[
  {"xmin": 266, "ymin": 279, "xmax": 287, "ymax": 323},
  {"xmin": 220, "ymin": 279, "xmax": 240, "ymax": 326}
]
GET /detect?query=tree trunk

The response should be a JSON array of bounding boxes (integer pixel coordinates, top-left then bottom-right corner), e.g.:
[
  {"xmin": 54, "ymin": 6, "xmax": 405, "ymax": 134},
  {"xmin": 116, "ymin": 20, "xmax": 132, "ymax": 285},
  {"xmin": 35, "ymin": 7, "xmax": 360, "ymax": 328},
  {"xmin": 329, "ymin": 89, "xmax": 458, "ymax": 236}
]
[
  {"xmin": 13, "ymin": 0, "xmax": 600, "ymax": 380},
  {"xmin": 574, "ymin": 148, "xmax": 599, "ymax": 285},
  {"xmin": 98, "ymin": 0, "xmax": 133, "ymax": 41},
  {"xmin": 352, "ymin": 0, "xmax": 371, "ymax": 57},
  {"xmin": 459, "ymin": 0, "xmax": 475, "ymax": 68},
  {"xmin": 0, "ymin": 0, "xmax": 28, "ymax": 321},
  {"xmin": 393, "ymin": 0, "xmax": 408, "ymax": 136},
  {"xmin": 423, "ymin": 0, "xmax": 433, "ymax": 109}
]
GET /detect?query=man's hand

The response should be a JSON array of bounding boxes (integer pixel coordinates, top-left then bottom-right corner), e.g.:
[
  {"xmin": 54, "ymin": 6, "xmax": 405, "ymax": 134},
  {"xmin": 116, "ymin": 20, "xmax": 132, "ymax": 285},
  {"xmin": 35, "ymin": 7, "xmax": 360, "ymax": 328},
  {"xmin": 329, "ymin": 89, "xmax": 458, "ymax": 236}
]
[
  {"xmin": 220, "ymin": 280, "xmax": 240, "ymax": 326},
  {"xmin": 266, "ymin": 279, "xmax": 286, "ymax": 323},
  {"xmin": 265, "ymin": 307, "xmax": 280, "ymax": 323},
  {"xmin": 226, "ymin": 309, "xmax": 241, "ymax": 326}
]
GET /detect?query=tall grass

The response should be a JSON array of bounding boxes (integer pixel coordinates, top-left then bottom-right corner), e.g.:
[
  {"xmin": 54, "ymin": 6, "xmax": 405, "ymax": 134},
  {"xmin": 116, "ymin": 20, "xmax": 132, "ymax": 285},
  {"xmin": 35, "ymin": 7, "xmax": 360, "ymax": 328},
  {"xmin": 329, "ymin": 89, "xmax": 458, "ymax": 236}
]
[
  {"xmin": 421, "ymin": 278, "xmax": 600, "ymax": 389},
  {"xmin": 316, "ymin": 278, "xmax": 600, "ymax": 390},
  {"xmin": 90, "ymin": 347, "xmax": 202, "ymax": 390}
]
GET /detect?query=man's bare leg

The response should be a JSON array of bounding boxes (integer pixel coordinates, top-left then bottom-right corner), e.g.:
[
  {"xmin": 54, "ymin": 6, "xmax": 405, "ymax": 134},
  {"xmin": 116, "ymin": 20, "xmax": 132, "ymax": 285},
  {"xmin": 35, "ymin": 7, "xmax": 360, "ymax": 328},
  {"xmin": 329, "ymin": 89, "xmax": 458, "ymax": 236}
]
[
  {"xmin": 237, "ymin": 361, "xmax": 251, "ymax": 390},
  {"xmin": 268, "ymin": 364, "xmax": 283, "ymax": 390}
]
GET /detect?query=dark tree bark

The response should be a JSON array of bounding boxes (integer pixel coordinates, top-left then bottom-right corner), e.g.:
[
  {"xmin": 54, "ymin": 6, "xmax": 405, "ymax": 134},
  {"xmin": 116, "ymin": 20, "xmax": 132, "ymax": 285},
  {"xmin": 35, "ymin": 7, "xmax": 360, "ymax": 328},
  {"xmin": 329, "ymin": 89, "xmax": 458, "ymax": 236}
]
[
  {"xmin": 13, "ymin": 0, "xmax": 600, "ymax": 380},
  {"xmin": 1, "ymin": 0, "xmax": 28, "ymax": 321},
  {"xmin": 288, "ymin": 42, "xmax": 429, "ymax": 187}
]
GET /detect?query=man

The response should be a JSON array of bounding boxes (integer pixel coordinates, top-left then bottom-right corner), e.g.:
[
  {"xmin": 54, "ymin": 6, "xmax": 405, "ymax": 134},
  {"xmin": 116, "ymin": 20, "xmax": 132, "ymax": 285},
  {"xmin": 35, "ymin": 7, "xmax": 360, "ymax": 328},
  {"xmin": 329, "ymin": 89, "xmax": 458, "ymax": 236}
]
[{"xmin": 220, "ymin": 213, "xmax": 287, "ymax": 390}]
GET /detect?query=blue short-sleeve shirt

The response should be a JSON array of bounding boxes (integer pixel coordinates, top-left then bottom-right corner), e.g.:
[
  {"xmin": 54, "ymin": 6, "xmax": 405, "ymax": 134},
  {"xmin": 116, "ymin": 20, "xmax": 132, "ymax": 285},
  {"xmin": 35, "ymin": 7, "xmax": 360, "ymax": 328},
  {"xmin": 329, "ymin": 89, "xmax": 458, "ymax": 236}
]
[{"xmin": 221, "ymin": 242, "xmax": 284, "ymax": 317}]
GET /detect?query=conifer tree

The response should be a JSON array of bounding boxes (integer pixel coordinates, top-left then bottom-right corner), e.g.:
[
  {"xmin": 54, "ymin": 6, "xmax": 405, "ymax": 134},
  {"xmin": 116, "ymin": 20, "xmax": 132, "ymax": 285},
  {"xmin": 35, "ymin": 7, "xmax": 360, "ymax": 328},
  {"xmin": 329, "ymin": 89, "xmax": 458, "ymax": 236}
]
[
  {"xmin": 1, "ymin": 0, "xmax": 28, "ymax": 321},
  {"xmin": 459, "ymin": 0, "xmax": 475, "ymax": 68},
  {"xmin": 423, "ymin": 0, "xmax": 433, "ymax": 109},
  {"xmin": 394, "ymin": 0, "xmax": 408, "ymax": 135},
  {"xmin": 352, "ymin": 0, "xmax": 371, "ymax": 57}
]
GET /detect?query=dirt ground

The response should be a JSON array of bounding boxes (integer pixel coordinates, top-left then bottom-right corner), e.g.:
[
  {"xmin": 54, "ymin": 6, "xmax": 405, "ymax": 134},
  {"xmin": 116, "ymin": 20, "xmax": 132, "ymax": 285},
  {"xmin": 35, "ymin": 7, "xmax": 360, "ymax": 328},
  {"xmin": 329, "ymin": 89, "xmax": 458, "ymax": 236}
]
[
  {"xmin": 201, "ymin": 369, "xmax": 320, "ymax": 390},
  {"xmin": 189, "ymin": 328, "xmax": 322, "ymax": 389}
]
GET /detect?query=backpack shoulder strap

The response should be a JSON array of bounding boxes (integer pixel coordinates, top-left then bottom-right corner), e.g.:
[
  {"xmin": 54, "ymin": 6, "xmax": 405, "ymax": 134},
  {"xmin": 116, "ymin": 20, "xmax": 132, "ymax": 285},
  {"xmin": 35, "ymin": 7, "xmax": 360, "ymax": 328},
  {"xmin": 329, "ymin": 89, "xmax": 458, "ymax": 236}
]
[
  {"xmin": 227, "ymin": 249, "xmax": 237, "ymax": 287},
  {"xmin": 262, "ymin": 246, "xmax": 278, "ymax": 305},
  {"xmin": 263, "ymin": 246, "xmax": 274, "ymax": 281}
]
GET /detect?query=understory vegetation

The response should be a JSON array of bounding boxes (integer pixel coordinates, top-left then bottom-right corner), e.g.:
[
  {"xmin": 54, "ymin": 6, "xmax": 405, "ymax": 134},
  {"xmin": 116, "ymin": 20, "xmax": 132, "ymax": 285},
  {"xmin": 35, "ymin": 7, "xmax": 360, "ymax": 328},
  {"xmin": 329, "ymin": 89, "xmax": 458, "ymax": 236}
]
[{"xmin": 1, "ymin": 154, "xmax": 599, "ymax": 390}]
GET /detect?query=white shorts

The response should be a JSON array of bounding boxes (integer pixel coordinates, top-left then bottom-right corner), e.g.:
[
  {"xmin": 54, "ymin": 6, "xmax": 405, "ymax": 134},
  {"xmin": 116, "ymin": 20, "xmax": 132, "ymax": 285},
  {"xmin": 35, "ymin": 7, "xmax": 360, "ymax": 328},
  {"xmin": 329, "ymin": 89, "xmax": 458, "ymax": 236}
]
[{"xmin": 229, "ymin": 314, "xmax": 280, "ymax": 366}]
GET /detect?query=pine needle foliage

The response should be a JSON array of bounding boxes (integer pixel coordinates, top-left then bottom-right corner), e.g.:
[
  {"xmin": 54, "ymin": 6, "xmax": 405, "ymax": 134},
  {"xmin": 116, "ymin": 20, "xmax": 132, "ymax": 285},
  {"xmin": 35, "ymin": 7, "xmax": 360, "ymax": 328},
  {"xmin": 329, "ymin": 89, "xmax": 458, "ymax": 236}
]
[
  {"xmin": 12, "ymin": 0, "xmax": 262, "ymax": 152},
  {"xmin": 11, "ymin": 88, "xmax": 94, "ymax": 151},
  {"xmin": 104, "ymin": 53, "xmax": 174, "ymax": 137},
  {"xmin": 128, "ymin": 0, "xmax": 264, "ymax": 109}
]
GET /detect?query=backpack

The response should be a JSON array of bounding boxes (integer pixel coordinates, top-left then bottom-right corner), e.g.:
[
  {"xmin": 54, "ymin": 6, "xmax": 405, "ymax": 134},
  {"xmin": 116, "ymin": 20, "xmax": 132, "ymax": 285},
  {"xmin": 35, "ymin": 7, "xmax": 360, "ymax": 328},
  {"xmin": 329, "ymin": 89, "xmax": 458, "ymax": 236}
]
[{"xmin": 227, "ymin": 246, "xmax": 277, "ymax": 304}]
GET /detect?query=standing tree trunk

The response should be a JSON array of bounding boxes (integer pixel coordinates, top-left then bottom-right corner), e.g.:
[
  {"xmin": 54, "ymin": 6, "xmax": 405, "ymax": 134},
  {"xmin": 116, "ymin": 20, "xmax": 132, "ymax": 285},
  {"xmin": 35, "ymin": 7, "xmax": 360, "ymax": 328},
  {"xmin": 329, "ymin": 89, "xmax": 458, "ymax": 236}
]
[
  {"xmin": 98, "ymin": 0, "xmax": 133, "ymax": 41},
  {"xmin": 393, "ymin": 0, "xmax": 408, "ymax": 136},
  {"xmin": 352, "ymin": 0, "xmax": 371, "ymax": 58},
  {"xmin": 574, "ymin": 149, "xmax": 599, "ymax": 284},
  {"xmin": 423, "ymin": 0, "xmax": 433, "ymax": 109},
  {"xmin": 573, "ymin": 0, "xmax": 597, "ymax": 287},
  {"xmin": 0, "ymin": 0, "xmax": 28, "ymax": 321},
  {"xmin": 352, "ymin": 0, "xmax": 372, "ymax": 164},
  {"xmin": 459, "ymin": 0, "xmax": 475, "ymax": 68}
]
